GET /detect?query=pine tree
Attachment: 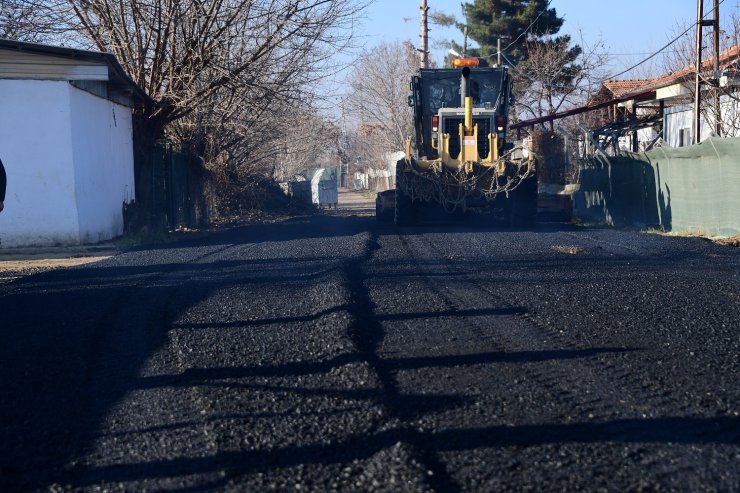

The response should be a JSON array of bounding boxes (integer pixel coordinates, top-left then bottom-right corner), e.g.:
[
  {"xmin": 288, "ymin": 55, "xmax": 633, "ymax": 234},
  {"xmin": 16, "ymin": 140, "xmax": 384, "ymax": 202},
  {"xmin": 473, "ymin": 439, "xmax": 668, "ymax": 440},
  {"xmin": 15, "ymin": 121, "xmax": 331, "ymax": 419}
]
[
  {"xmin": 434, "ymin": 0, "xmax": 601, "ymax": 128},
  {"xmin": 463, "ymin": 0, "xmax": 564, "ymax": 64}
]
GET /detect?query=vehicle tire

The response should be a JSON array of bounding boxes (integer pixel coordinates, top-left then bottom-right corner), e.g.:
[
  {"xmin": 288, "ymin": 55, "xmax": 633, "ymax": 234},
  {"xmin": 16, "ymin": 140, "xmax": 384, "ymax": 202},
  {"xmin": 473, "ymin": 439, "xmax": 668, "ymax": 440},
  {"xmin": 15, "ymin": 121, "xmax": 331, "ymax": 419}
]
[
  {"xmin": 506, "ymin": 174, "xmax": 537, "ymax": 227},
  {"xmin": 375, "ymin": 197, "xmax": 391, "ymax": 222},
  {"xmin": 395, "ymin": 183, "xmax": 415, "ymax": 226},
  {"xmin": 394, "ymin": 161, "xmax": 416, "ymax": 226}
]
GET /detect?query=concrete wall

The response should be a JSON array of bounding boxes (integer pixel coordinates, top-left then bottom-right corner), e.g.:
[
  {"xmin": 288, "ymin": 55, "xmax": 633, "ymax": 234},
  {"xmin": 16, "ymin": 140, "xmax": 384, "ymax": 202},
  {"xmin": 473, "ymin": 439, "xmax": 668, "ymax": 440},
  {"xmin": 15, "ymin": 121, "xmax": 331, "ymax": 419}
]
[
  {"xmin": 0, "ymin": 79, "xmax": 135, "ymax": 247},
  {"xmin": 69, "ymin": 87, "xmax": 135, "ymax": 243},
  {"xmin": 0, "ymin": 80, "xmax": 80, "ymax": 247}
]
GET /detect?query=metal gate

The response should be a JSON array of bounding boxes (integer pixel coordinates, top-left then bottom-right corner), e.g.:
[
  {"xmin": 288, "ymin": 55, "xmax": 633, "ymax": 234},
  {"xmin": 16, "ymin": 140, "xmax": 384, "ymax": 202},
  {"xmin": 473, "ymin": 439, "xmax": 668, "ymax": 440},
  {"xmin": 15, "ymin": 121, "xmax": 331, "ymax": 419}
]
[{"xmin": 146, "ymin": 142, "xmax": 192, "ymax": 231}]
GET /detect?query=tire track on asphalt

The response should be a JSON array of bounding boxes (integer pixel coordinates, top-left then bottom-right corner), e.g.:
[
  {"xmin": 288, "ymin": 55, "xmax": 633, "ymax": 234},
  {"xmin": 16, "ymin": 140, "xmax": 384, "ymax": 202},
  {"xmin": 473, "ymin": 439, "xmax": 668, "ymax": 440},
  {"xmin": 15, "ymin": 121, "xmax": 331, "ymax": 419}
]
[
  {"xmin": 401, "ymin": 231, "xmax": 717, "ymax": 427},
  {"xmin": 397, "ymin": 230, "xmax": 740, "ymax": 488},
  {"xmin": 395, "ymin": 232, "xmax": 610, "ymax": 423},
  {"xmin": 64, "ymin": 238, "xmax": 259, "ymax": 489},
  {"xmin": 342, "ymin": 228, "xmax": 459, "ymax": 492}
]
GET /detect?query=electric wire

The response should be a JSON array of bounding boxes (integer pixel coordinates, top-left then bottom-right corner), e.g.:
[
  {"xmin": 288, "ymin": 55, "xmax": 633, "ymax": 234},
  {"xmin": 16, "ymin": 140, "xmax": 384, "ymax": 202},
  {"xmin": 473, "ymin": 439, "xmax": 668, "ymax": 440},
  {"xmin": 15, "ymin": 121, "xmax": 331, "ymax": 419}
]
[
  {"xmin": 500, "ymin": 0, "xmax": 553, "ymax": 54},
  {"xmin": 500, "ymin": 51, "xmax": 537, "ymax": 82},
  {"xmin": 601, "ymin": 0, "xmax": 727, "ymax": 81},
  {"xmin": 488, "ymin": 0, "xmax": 728, "ymax": 85}
]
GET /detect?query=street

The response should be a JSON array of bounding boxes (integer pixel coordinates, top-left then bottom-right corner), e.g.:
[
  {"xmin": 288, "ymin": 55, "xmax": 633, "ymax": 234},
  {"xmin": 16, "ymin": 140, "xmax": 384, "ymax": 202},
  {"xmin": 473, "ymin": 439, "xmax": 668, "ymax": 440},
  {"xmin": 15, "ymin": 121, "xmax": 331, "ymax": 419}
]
[{"xmin": 1, "ymin": 192, "xmax": 738, "ymax": 492}]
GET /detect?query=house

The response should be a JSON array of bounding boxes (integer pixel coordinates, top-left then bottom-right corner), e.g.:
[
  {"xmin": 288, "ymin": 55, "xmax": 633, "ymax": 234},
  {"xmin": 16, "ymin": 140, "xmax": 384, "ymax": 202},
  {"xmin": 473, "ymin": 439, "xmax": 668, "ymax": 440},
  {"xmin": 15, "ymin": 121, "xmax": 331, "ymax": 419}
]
[
  {"xmin": 0, "ymin": 38, "xmax": 147, "ymax": 247},
  {"xmin": 511, "ymin": 45, "xmax": 740, "ymax": 156},
  {"xmin": 594, "ymin": 45, "xmax": 740, "ymax": 151},
  {"xmin": 655, "ymin": 46, "xmax": 740, "ymax": 146}
]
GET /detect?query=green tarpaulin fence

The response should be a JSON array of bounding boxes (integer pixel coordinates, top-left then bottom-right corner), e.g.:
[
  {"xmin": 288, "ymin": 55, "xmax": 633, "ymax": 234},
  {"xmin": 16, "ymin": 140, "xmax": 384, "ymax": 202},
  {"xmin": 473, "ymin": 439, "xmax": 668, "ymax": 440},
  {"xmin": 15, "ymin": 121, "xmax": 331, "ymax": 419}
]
[{"xmin": 573, "ymin": 137, "xmax": 740, "ymax": 236}]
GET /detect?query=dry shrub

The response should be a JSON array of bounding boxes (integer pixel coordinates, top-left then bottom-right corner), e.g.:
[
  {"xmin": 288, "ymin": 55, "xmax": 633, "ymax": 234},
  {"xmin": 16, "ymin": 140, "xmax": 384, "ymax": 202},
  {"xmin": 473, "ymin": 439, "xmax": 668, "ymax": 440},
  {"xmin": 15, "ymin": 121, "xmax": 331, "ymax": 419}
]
[
  {"xmin": 531, "ymin": 128, "xmax": 566, "ymax": 185},
  {"xmin": 204, "ymin": 166, "xmax": 313, "ymax": 223},
  {"xmin": 713, "ymin": 235, "xmax": 740, "ymax": 247}
]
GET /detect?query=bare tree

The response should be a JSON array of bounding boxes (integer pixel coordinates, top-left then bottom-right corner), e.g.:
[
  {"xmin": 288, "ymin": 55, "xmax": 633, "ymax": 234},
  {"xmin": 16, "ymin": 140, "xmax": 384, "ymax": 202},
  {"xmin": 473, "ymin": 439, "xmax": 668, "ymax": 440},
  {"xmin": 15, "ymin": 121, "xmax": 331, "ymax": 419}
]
[
  {"xmin": 2, "ymin": 0, "xmax": 364, "ymax": 145},
  {"xmin": 660, "ymin": 12, "xmax": 740, "ymax": 138},
  {"xmin": 345, "ymin": 40, "xmax": 417, "ymax": 169},
  {"xmin": 514, "ymin": 32, "xmax": 609, "ymax": 127},
  {"xmin": 269, "ymin": 110, "xmax": 341, "ymax": 182},
  {"xmin": 0, "ymin": 0, "xmax": 67, "ymax": 42},
  {"xmin": 1, "ymin": 0, "xmax": 369, "ymax": 220}
]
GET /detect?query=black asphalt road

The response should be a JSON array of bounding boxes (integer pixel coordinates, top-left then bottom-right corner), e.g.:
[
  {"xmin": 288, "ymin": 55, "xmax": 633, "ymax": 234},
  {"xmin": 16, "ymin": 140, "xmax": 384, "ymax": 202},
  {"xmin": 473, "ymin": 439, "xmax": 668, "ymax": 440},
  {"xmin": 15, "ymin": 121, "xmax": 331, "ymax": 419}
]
[{"xmin": 1, "ymin": 212, "xmax": 738, "ymax": 492}]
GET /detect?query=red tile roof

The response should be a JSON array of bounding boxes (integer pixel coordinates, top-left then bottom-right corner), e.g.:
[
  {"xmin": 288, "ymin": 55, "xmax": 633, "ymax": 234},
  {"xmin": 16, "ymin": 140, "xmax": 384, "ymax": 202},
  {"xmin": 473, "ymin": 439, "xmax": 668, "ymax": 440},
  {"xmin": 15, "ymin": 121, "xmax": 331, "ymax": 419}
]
[
  {"xmin": 602, "ymin": 44, "xmax": 740, "ymax": 98},
  {"xmin": 603, "ymin": 79, "xmax": 652, "ymax": 97}
]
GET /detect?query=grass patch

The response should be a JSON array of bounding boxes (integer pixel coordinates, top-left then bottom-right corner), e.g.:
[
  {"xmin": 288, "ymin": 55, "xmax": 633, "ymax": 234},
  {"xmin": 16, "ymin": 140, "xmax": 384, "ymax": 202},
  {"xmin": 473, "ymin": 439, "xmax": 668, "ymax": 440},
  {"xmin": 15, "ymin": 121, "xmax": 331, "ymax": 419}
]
[
  {"xmin": 114, "ymin": 227, "xmax": 207, "ymax": 251},
  {"xmin": 552, "ymin": 245, "xmax": 585, "ymax": 255},
  {"xmin": 641, "ymin": 228, "xmax": 740, "ymax": 247},
  {"xmin": 570, "ymin": 217, "xmax": 610, "ymax": 228}
]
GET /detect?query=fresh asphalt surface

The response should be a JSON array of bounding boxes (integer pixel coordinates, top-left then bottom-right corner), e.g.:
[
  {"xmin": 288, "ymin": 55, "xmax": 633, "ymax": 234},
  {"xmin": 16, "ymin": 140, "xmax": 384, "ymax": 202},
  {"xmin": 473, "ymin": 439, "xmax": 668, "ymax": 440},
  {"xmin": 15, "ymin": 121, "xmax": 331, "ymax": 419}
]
[{"xmin": 1, "ymin": 193, "xmax": 738, "ymax": 491}]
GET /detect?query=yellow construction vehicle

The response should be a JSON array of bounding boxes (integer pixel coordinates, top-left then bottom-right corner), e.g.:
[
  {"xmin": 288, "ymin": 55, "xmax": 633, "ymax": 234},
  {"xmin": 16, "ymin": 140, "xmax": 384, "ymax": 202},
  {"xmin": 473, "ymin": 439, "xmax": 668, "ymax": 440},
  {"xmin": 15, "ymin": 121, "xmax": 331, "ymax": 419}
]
[{"xmin": 383, "ymin": 57, "xmax": 536, "ymax": 226}]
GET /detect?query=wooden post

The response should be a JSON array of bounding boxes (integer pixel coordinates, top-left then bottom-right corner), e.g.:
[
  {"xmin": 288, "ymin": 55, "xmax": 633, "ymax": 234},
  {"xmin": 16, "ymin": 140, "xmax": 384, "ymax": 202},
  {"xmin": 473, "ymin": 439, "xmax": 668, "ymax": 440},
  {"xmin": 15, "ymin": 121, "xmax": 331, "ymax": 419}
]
[
  {"xmin": 713, "ymin": 0, "xmax": 721, "ymax": 136},
  {"xmin": 659, "ymin": 100, "xmax": 665, "ymax": 141},
  {"xmin": 420, "ymin": 0, "xmax": 429, "ymax": 69},
  {"xmin": 463, "ymin": 25, "xmax": 468, "ymax": 57},
  {"xmin": 632, "ymin": 104, "xmax": 638, "ymax": 153},
  {"xmin": 694, "ymin": 0, "xmax": 704, "ymax": 145}
]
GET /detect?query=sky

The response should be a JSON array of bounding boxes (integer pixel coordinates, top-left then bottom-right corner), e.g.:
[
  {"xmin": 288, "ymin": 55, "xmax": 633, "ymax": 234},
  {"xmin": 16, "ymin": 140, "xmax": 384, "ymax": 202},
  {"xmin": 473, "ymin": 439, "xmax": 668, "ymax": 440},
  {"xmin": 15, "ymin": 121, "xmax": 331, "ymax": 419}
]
[{"xmin": 359, "ymin": 0, "xmax": 740, "ymax": 79}]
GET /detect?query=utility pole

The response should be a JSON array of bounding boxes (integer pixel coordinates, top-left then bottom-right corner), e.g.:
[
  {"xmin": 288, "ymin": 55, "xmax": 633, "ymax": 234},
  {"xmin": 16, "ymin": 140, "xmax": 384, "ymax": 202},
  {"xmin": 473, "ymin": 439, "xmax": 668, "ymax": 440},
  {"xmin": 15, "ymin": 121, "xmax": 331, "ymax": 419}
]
[
  {"xmin": 463, "ymin": 25, "xmax": 468, "ymax": 57},
  {"xmin": 694, "ymin": 0, "xmax": 721, "ymax": 144},
  {"xmin": 712, "ymin": 0, "xmax": 721, "ymax": 137},
  {"xmin": 420, "ymin": 0, "xmax": 429, "ymax": 68},
  {"xmin": 694, "ymin": 0, "xmax": 704, "ymax": 145}
]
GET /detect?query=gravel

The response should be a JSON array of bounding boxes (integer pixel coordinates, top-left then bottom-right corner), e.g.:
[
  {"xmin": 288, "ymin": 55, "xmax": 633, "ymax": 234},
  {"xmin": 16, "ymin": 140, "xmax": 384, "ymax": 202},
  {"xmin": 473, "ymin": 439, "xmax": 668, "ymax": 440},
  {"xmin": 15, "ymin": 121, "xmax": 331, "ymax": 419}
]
[{"xmin": 0, "ymin": 215, "xmax": 737, "ymax": 492}]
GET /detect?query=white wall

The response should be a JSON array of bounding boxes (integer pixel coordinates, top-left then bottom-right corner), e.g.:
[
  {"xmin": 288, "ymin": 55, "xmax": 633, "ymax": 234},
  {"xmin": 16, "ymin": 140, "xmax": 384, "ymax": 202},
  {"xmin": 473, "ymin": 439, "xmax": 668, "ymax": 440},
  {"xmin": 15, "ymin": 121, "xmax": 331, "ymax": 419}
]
[
  {"xmin": 69, "ymin": 86, "xmax": 135, "ymax": 243},
  {"xmin": 664, "ymin": 106, "xmax": 712, "ymax": 148},
  {"xmin": 0, "ymin": 79, "xmax": 135, "ymax": 247},
  {"xmin": 0, "ymin": 79, "xmax": 80, "ymax": 247},
  {"xmin": 665, "ymin": 96, "xmax": 740, "ymax": 147}
]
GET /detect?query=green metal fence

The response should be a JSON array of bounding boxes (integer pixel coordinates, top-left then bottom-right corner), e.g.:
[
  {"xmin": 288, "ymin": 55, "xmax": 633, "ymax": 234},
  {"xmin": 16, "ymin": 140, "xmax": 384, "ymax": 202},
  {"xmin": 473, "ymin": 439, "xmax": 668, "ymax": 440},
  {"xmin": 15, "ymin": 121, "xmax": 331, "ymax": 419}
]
[
  {"xmin": 132, "ymin": 142, "xmax": 194, "ymax": 233},
  {"xmin": 574, "ymin": 137, "xmax": 740, "ymax": 236}
]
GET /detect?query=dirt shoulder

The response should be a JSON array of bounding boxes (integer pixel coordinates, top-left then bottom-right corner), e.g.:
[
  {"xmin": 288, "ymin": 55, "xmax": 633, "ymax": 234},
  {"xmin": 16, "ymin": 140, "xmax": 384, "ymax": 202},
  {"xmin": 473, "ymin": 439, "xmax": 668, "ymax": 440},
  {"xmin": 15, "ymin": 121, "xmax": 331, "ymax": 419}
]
[{"xmin": 0, "ymin": 244, "xmax": 118, "ymax": 283}]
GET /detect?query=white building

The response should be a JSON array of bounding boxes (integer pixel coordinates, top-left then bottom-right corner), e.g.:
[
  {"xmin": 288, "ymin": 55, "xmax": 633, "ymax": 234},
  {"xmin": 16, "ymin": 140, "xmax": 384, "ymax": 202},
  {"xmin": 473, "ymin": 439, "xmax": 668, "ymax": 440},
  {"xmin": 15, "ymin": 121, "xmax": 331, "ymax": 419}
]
[
  {"xmin": 663, "ymin": 95, "xmax": 740, "ymax": 147},
  {"xmin": 0, "ymin": 39, "xmax": 147, "ymax": 247}
]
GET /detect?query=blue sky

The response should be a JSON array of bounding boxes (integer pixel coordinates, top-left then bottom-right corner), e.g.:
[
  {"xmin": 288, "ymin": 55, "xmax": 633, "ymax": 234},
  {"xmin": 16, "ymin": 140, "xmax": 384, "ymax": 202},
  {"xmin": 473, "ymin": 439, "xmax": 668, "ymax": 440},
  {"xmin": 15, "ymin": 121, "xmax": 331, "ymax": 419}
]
[{"xmin": 359, "ymin": 0, "xmax": 740, "ymax": 77}]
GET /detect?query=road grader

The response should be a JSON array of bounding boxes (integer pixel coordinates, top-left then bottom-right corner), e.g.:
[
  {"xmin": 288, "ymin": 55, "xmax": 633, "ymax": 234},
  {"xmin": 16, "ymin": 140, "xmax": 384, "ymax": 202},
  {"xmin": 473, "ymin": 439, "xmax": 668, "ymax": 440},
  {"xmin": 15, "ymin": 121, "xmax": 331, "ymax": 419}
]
[{"xmin": 377, "ymin": 57, "xmax": 537, "ymax": 225}]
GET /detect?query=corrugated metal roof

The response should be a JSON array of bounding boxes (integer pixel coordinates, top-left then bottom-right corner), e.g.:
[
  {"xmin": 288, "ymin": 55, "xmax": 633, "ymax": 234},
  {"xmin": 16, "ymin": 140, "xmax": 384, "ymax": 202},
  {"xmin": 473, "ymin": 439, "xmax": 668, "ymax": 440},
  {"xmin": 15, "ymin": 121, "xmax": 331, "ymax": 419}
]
[{"xmin": 0, "ymin": 38, "xmax": 149, "ymax": 107}]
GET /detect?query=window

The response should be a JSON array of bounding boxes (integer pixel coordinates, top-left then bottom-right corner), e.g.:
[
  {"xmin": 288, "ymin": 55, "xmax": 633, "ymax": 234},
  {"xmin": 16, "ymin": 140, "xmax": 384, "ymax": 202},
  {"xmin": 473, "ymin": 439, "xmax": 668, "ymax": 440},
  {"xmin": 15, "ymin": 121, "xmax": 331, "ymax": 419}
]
[{"xmin": 678, "ymin": 128, "xmax": 690, "ymax": 147}]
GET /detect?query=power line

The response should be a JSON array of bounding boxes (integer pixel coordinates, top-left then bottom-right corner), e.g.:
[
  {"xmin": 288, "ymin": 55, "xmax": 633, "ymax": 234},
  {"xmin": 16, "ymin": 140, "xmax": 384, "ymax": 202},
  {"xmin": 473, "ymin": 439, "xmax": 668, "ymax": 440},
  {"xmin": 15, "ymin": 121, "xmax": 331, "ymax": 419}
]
[
  {"xmin": 501, "ymin": 0, "xmax": 553, "ymax": 54},
  {"xmin": 500, "ymin": 51, "xmax": 537, "ymax": 82},
  {"xmin": 602, "ymin": 0, "xmax": 727, "ymax": 82}
]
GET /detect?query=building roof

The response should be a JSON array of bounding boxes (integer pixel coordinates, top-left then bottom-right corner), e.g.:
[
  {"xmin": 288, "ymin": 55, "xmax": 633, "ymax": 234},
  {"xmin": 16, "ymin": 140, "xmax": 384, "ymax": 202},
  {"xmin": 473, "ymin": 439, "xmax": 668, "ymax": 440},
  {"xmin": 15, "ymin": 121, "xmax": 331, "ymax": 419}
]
[
  {"xmin": 0, "ymin": 38, "xmax": 149, "ymax": 107},
  {"xmin": 630, "ymin": 44, "xmax": 740, "ymax": 96},
  {"xmin": 512, "ymin": 45, "xmax": 740, "ymax": 130},
  {"xmin": 602, "ymin": 79, "xmax": 652, "ymax": 97}
]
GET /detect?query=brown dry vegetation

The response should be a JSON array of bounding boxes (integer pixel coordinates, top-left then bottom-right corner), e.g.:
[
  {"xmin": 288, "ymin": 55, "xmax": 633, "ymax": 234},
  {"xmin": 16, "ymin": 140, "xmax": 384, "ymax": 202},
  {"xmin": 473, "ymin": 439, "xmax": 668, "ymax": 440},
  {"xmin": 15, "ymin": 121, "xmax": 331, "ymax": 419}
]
[{"xmin": 713, "ymin": 235, "xmax": 740, "ymax": 247}]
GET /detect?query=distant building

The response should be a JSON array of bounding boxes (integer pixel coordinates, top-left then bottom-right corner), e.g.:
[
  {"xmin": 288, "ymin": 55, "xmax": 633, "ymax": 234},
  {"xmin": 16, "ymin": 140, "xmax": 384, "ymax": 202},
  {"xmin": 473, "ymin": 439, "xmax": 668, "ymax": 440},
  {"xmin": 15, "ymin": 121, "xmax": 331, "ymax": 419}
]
[
  {"xmin": 0, "ymin": 38, "xmax": 147, "ymax": 247},
  {"xmin": 513, "ymin": 45, "xmax": 740, "ymax": 156},
  {"xmin": 591, "ymin": 45, "xmax": 740, "ymax": 152}
]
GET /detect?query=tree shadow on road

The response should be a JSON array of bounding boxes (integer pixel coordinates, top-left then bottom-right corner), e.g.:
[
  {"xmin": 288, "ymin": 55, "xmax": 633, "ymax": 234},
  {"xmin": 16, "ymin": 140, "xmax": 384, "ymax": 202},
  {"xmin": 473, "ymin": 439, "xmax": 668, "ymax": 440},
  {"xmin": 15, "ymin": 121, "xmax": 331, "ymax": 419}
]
[
  {"xmin": 58, "ymin": 414, "xmax": 740, "ymax": 489},
  {"xmin": 0, "ymin": 212, "xmax": 733, "ymax": 491}
]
